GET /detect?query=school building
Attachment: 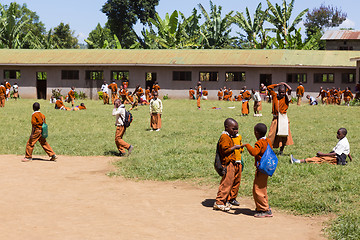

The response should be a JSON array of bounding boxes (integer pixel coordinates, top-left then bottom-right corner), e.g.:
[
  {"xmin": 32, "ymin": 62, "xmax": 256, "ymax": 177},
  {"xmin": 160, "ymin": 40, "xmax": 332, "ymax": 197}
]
[{"xmin": 0, "ymin": 49, "xmax": 359, "ymax": 100}]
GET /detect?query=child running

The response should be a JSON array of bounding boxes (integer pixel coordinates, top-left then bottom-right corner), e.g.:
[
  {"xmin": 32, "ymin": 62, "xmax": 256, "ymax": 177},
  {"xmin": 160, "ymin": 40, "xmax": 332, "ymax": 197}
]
[{"xmin": 241, "ymin": 123, "xmax": 273, "ymax": 218}]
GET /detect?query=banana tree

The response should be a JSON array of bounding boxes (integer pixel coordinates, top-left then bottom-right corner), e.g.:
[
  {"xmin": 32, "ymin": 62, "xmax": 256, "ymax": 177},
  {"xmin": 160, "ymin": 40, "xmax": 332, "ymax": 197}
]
[
  {"xmin": 198, "ymin": 1, "xmax": 235, "ymax": 49},
  {"xmin": 0, "ymin": 3, "xmax": 29, "ymax": 48},
  {"xmin": 266, "ymin": 0, "xmax": 308, "ymax": 41},
  {"xmin": 233, "ymin": 3, "xmax": 269, "ymax": 48}
]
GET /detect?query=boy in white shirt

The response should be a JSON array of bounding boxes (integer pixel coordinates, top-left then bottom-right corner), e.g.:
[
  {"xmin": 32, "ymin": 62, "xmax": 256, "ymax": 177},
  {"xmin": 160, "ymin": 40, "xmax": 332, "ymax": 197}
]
[
  {"xmin": 252, "ymin": 89, "xmax": 262, "ymax": 117},
  {"xmin": 101, "ymin": 81, "xmax": 109, "ymax": 104},
  {"xmin": 291, "ymin": 128, "xmax": 352, "ymax": 165},
  {"xmin": 149, "ymin": 92, "xmax": 162, "ymax": 131},
  {"xmin": 112, "ymin": 99, "xmax": 133, "ymax": 156}
]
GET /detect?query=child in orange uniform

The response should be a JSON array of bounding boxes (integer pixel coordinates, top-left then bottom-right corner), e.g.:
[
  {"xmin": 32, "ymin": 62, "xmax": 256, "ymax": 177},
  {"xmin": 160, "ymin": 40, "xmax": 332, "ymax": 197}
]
[
  {"xmin": 241, "ymin": 123, "xmax": 273, "ymax": 218},
  {"xmin": 23, "ymin": 102, "xmax": 57, "ymax": 162},
  {"xmin": 213, "ymin": 118, "xmax": 243, "ymax": 212},
  {"xmin": 108, "ymin": 80, "xmax": 118, "ymax": 104},
  {"xmin": 189, "ymin": 88, "xmax": 195, "ymax": 99},
  {"xmin": 295, "ymin": 82, "xmax": 304, "ymax": 105},
  {"xmin": 68, "ymin": 86, "xmax": 76, "ymax": 107},
  {"xmin": 267, "ymin": 82, "xmax": 294, "ymax": 155},
  {"xmin": 0, "ymin": 82, "xmax": 6, "ymax": 107},
  {"xmin": 217, "ymin": 88, "xmax": 223, "ymax": 100}
]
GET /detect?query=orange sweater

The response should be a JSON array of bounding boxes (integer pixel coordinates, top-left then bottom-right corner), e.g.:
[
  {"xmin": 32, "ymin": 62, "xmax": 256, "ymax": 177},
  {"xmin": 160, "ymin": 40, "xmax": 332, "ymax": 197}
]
[
  {"xmin": 32, "ymin": 111, "xmax": 45, "ymax": 130},
  {"xmin": 296, "ymin": 86, "xmax": 304, "ymax": 97},
  {"xmin": 189, "ymin": 90, "xmax": 195, "ymax": 99},
  {"xmin": 68, "ymin": 90, "xmax": 75, "ymax": 99},
  {"xmin": 242, "ymin": 90, "xmax": 251, "ymax": 100},
  {"xmin": 244, "ymin": 138, "xmax": 272, "ymax": 167},
  {"xmin": 267, "ymin": 84, "xmax": 290, "ymax": 115},
  {"xmin": 78, "ymin": 105, "xmax": 86, "ymax": 110},
  {"xmin": 5, "ymin": 82, "xmax": 11, "ymax": 89},
  {"xmin": 55, "ymin": 100, "xmax": 65, "ymax": 109},
  {"xmin": 218, "ymin": 133, "xmax": 236, "ymax": 165},
  {"xmin": 108, "ymin": 83, "xmax": 118, "ymax": 92},
  {"xmin": 0, "ymin": 85, "xmax": 6, "ymax": 96}
]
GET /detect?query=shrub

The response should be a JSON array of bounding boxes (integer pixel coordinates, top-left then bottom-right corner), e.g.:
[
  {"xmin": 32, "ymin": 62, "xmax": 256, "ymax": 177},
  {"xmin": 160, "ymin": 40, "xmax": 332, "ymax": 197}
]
[
  {"xmin": 78, "ymin": 91, "xmax": 87, "ymax": 100},
  {"xmin": 51, "ymin": 89, "xmax": 62, "ymax": 99},
  {"xmin": 98, "ymin": 91, "xmax": 103, "ymax": 100},
  {"xmin": 163, "ymin": 94, "xmax": 169, "ymax": 100}
]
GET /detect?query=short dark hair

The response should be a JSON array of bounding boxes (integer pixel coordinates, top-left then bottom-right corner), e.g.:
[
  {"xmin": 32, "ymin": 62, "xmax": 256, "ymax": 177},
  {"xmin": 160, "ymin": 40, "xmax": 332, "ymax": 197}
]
[
  {"xmin": 33, "ymin": 102, "xmax": 40, "ymax": 111},
  {"xmin": 254, "ymin": 123, "xmax": 267, "ymax": 137},
  {"xmin": 224, "ymin": 118, "xmax": 237, "ymax": 128},
  {"xmin": 339, "ymin": 128, "xmax": 347, "ymax": 136}
]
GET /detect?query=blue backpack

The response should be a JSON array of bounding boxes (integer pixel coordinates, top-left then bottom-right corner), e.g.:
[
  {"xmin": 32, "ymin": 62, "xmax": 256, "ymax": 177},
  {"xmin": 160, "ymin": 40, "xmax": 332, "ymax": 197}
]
[{"xmin": 257, "ymin": 144, "xmax": 278, "ymax": 177}]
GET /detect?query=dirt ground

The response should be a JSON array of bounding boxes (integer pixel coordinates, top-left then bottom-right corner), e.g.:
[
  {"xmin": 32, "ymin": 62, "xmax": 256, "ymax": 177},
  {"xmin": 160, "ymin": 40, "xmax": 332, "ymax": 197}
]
[{"xmin": 0, "ymin": 155, "xmax": 327, "ymax": 240}]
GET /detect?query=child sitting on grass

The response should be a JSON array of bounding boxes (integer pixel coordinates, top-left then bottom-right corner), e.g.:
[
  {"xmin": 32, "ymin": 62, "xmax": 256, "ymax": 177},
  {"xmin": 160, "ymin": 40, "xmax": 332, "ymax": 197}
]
[
  {"xmin": 213, "ymin": 118, "xmax": 243, "ymax": 212},
  {"xmin": 241, "ymin": 123, "xmax": 273, "ymax": 218},
  {"xmin": 291, "ymin": 128, "xmax": 352, "ymax": 165}
]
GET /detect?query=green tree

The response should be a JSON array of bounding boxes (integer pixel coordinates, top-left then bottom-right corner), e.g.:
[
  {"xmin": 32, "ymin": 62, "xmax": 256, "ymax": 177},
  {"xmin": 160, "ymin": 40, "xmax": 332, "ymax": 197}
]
[
  {"xmin": 198, "ymin": 1, "xmax": 235, "ymax": 49},
  {"xmin": 101, "ymin": 0, "xmax": 159, "ymax": 48},
  {"xmin": 52, "ymin": 22, "xmax": 79, "ymax": 49},
  {"xmin": 266, "ymin": 0, "xmax": 308, "ymax": 40},
  {"xmin": 0, "ymin": 2, "xmax": 46, "ymax": 49},
  {"xmin": 233, "ymin": 3, "xmax": 270, "ymax": 48},
  {"xmin": 86, "ymin": 23, "xmax": 114, "ymax": 49},
  {"xmin": 304, "ymin": 4, "xmax": 347, "ymax": 50}
]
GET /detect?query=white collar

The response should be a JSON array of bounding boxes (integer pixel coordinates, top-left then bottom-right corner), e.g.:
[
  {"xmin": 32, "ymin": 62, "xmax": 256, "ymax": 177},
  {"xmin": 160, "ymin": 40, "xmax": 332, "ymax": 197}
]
[{"xmin": 32, "ymin": 110, "xmax": 41, "ymax": 115}]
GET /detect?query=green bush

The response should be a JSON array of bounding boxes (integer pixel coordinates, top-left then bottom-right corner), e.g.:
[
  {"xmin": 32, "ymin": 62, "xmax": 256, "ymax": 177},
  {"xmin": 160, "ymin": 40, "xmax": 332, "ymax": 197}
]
[{"xmin": 98, "ymin": 91, "xmax": 103, "ymax": 100}]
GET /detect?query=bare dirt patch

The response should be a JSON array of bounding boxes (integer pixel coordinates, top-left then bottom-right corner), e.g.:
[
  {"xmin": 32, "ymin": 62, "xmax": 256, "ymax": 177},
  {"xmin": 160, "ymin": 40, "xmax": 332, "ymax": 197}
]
[{"xmin": 0, "ymin": 155, "xmax": 326, "ymax": 240}]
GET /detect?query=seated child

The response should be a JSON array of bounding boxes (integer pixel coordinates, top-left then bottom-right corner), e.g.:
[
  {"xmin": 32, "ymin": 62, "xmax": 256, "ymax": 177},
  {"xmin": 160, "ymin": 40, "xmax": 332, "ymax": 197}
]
[
  {"xmin": 241, "ymin": 123, "xmax": 273, "ymax": 218},
  {"xmin": 291, "ymin": 128, "xmax": 352, "ymax": 165},
  {"xmin": 55, "ymin": 98, "xmax": 71, "ymax": 110},
  {"xmin": 213, "ymin": 118, "xmax": 243, "ymax": 212},
  {"xmin": 306, "ymin": 95, "xmax": 318, "ymax": 105}
]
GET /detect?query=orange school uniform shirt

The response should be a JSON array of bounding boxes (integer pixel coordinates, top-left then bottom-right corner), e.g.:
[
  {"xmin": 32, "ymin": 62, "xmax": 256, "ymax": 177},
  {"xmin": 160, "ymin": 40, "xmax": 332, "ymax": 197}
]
[
  {"xmin": 55, "ymin": 100, "xmax": 65, "ymax": 109},
  {"xmin": 296, "ymin": 86, "xmax": 304, "ymax": 96},
  {"xmin": 136, "ymin": 87, "xmax": 144, "ymax": 97},
  {"xmin": 153, "ymin": 84, "xmax": 160, "ymax": 92},
  {"xmin": 5, "ymin": 82, "xmax": 11, "ymax": 89},
  {"xmin": 0, "ymin": 85, "xmax": 6, "ymax": 96},
  {"xmin": 343, "ymin": 90, "xmax": 353, "ymax": 99},
  {"xmin": 267, "ymin": 84, "xmax": 290, "ymax": 115},
  {"xmin": 218, "ymin": 133, "xmax": 236, "ymax": 165},
  {"xmin": 189, "ymin": 89, "xmax": 195, "ymax": 99},
  {"xmin": 244, "ymin": 138, "xmax": 272, "ymax": 167},
  {"xmin": 68, "ymin": 90, "xmax": 75, "ymax": 99},
  {"xmin": 242, "ymin": 90, "xmax": 251, "ymax": 100},
  {"xmin": 217, "ymin": 91, "xmax": 223, "ymax": 98},
  {"xmin": 32, "ymin": 111, "xmax": 45, "ymax": 130},
  {"xmin": 78, "ymin": 105, "xmax": 86, "ymax": 110},
  {"xmin": 203, "ymin": 90, "xmax": 208, "ymax": 96},
  {"xmin": 108, "ymin": 83, "xmax": 118, "ymax": 92}
]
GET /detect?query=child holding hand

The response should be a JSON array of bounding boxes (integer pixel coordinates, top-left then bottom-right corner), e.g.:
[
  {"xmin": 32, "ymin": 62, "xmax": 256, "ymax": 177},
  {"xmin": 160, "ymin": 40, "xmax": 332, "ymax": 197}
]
[
  {"xmin": 241, "ymin": 123, "xmax": 273, "ymax": 218},
  {"xmin": 213, "ymin": 118, "xmax": 243, "ymax": 212}
]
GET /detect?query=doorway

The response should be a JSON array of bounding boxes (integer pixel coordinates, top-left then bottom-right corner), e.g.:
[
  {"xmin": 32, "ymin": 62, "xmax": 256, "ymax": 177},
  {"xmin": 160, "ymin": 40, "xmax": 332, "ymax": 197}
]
[
  {"xmin": 260, "ymin": 74, "xmax": 272, "ymax": 87},
  {"xmin": 36, "ymin": 72, "xmax": 47, "ymax": 99},
  {"xmin": 145, "ymin": 72, "xmax": 157, "ymax": 90}
]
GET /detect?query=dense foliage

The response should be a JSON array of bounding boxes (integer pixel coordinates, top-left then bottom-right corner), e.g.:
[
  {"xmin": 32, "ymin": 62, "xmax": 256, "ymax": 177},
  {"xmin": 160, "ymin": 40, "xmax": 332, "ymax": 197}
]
[{"xmin": 0, "ymin": 1, "xmax": 349, "ymax": 50}]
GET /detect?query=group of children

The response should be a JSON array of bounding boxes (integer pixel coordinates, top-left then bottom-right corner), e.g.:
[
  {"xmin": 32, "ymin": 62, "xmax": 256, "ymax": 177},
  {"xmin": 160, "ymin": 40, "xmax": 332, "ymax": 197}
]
[
  {"xmin": 213, "ymin": 82, "xmax": 352, "ymax": 218},
  {"xmin": 0, "ymin": 81, "xmax": 19, "ymax": 107},
  {"xmin": 315, "ymin": 86, "xmax": 358, "ymax": 105},
  {"xmin": 102, "ymin": 80, "xmax": 161, "ymax": 108}
]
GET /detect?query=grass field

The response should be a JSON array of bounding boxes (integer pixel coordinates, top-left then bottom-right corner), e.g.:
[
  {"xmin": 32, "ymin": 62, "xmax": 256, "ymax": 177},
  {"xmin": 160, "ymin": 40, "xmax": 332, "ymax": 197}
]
[{"xmin": 0, "ymin": 98, "xmax": 359, "ymax": 239}]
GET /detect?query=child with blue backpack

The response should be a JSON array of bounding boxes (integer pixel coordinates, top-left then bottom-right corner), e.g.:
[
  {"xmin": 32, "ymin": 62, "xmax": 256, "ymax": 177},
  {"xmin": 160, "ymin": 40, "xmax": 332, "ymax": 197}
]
[{"xmin": 241, "ymin": 123, "xmax": 273, "ymax": 218}]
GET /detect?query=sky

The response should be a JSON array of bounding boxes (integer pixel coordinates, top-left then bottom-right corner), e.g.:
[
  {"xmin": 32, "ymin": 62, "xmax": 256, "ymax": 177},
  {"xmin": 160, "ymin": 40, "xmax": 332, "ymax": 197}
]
[{"xmin": 1, "ymin": 0, "xmax": 359, "ymax": 43}]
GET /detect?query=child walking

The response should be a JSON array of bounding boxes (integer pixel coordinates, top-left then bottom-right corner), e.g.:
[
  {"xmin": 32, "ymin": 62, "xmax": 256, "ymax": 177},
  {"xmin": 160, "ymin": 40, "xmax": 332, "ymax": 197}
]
[
  {"xmin": 213, "ymin": 118, "xmax": 243, "ymax": 212},
  {"xmin": 241, "ymin": 123, "xmax": 273, "ymax": 217},
  {"xmin": 23, "ymin": 102, "xmax": 57, "ymax": 162}
]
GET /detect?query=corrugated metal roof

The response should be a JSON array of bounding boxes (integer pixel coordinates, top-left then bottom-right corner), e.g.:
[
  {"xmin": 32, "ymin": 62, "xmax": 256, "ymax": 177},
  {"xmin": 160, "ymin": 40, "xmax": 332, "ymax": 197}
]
[
  {"xmin": 321, "ymin": 30, "xmax": 360, "ymax": 40},
  {"xmin": 0, "ymin": 49, "xmax": 359, "ymax": 68}
]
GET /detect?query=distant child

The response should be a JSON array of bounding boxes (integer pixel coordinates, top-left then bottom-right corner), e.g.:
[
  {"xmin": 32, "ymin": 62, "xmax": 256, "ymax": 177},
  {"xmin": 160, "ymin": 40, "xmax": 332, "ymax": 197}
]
[
  {"xmin": 306, "ymin": 95, "xmax": 318, "ymax": 105},
  {"xmin": 252, "ymin": 89, "xmax": 262, "ymax": 117},
  {"xmin": 73, "ymin": 103, "xmax": 86, "ymax": 111},
  {"xmin": 213, "ymin": 118, "xmax": 243, "ymax": 212},
  {"xmin": 149, "ymin": 92, "xmax": 162, "ymax": 131},
  {"xmin": 0, "ymin": 82, "xmax": 6, "ymax": 107},
  {"xmin": 12, "ymin": 82, "xmax": 19, "ymax": 100},
  {"xmin": 23, "ymin": 102, "xmax": 57, "ymax": 162},
  {"xmin": 241, "ymin": 123, "xmax": 273, "ymax": 218},
  {"xmin": 291, "ymin": 128, "xmax": 352, "ymax": 165},
  {"xmin": 68, "ymin": 86, "xmax": 75, "ymax": 107},
  {"xmin": 112, "ymin": 99, "xmax": 133, "ymax": 156},
  {"xmin": 189, "ymin": 88, "xmax": 195, "ymax": 100}
]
